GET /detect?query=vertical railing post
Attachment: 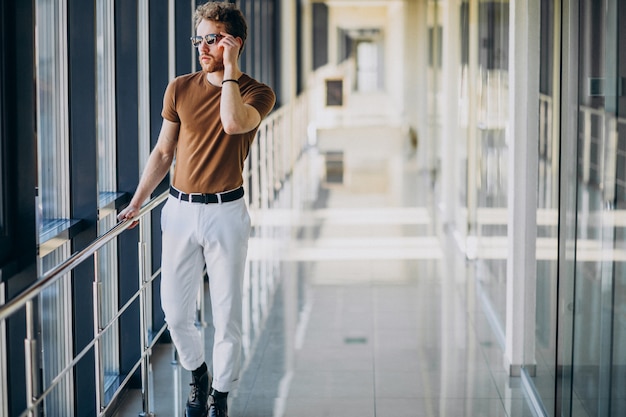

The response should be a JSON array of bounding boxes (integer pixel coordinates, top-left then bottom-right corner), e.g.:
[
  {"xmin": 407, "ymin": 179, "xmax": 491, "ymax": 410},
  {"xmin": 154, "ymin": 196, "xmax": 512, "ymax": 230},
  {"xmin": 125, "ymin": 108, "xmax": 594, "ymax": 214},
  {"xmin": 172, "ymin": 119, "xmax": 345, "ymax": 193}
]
[
  {"xmin": 138, "ymin": 219, "xmax": 154, "ymax": 417},
  {"xmin": 24, "ymin": 300, "xmax": 39, "ymax": 417},
  {"xmin": 260, "ymin": 128, "xmax": 269, "ymax": 209},
  {"xmin": 92, "ymin": 251, "xmax": 105, "ymax": 415},
  {"xmin": 172, "ymin": 348, "xmax": 182, "ymax": 415},
  {"xmin": 251, "ymin": 135, "xmax": 261, "ymax": 209},
  {"xmin": 268, "ymin": 123, "xmax": 274, "ymax": 202},
  {"xmin": 583, "ymin": 109, "xmax": 592, "ymax": 184}
]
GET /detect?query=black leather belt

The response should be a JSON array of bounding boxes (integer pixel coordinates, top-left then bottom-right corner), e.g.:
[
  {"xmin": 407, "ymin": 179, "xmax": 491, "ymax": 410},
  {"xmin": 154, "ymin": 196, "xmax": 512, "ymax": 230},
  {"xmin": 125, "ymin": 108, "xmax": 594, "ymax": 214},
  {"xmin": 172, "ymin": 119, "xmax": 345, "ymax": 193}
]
[{"xmin": 169, "ymin": 186, "xmax": 244, "ymax": 204}]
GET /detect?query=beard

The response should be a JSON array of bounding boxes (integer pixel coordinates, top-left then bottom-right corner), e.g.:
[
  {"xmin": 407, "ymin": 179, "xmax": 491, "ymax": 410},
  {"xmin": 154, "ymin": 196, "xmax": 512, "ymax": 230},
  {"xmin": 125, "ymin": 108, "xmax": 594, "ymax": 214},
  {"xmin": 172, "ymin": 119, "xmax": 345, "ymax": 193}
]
[{"xmin": 200, "ymin": 55, "xmax": 224, "ymax": 73}]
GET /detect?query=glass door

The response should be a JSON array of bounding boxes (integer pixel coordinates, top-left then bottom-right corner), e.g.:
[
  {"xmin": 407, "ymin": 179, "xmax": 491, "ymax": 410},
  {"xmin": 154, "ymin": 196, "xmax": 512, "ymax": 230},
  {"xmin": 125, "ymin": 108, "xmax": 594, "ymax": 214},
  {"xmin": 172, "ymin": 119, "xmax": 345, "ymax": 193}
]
[{"xmin": 567, "ymin": 0, "xmax": 626, "ymax": 415}]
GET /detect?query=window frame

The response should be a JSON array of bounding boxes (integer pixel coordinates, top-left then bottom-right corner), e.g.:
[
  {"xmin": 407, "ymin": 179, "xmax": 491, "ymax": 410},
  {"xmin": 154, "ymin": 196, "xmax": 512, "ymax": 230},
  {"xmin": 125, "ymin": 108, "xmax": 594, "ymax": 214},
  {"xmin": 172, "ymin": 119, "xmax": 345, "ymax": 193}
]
[
  {"xmin": 0, "ymin": 1, "xmax": 9, "ymax": 262},
  {"xmin": 0, "ymin": 0, "xmax": 37, "ymax": 279}
]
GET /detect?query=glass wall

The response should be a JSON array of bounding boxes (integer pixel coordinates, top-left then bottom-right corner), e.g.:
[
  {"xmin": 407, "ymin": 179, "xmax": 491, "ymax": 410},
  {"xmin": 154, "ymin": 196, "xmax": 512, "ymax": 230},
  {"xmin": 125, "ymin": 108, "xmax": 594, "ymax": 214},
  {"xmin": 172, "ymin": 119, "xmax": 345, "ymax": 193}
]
[
  {"xmin": 473, "ymin": 0, "xmax": 510, "ymax": 335},
  {"xmin": 96, "ymin": 0, "xmax": 120, "ymax": 393},
  {"xmin": 32, "ymin": 0, "xmax": 172, "ymax": 412},
  {"xmin": 36, "ymin": 0, "xmax": 70, "ymax": 246},
  {"xmin": 445, "ymin": 0, "xmax": 511, "ymax": 338},
  {"xmin": 3, "ymin": 0, "xmax": 288, "ymax": 413},
  {"xmin": 569, "ymin": 0, "xmax": 626, "ymax": 415},
  {"xmin": 35, "ymin": 0, "xmax": 74, "ymax": 413},
  {"xmin": 39, "ymin": 248, "xmax": 73, "ymax": 415},
  {"xmin": 526, "ymin": 0, "xmax": 561, "ymax": 414},
  {"xmin": 524, "ymin": 1, "xmax": 626, "ymax": 416}
]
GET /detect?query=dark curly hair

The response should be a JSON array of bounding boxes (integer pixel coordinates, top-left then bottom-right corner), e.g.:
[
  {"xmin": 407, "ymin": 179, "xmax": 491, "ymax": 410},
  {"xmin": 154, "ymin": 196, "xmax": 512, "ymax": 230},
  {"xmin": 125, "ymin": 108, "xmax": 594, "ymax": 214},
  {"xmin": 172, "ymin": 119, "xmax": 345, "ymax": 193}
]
[{"xmin": 194, "ymin": 2, "xmax": 248, "ymax": 53}]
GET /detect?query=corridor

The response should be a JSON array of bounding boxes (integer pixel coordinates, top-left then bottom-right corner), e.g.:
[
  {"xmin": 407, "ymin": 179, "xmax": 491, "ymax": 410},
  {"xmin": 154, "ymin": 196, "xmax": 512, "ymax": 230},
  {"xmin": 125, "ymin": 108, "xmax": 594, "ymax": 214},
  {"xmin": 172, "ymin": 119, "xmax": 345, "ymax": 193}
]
[{"xmin": 4, "ymin": 1, "xmax": 626, "ymax": 416}]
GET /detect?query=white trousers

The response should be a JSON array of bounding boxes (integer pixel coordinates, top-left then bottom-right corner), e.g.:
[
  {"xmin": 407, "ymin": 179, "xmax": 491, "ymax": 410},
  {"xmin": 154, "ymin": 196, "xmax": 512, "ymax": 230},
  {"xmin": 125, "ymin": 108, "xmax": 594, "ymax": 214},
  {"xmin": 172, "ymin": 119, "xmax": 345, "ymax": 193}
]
[{"xmin": 160, "ymin": 194, "xmax": 250, "ymax": 393}]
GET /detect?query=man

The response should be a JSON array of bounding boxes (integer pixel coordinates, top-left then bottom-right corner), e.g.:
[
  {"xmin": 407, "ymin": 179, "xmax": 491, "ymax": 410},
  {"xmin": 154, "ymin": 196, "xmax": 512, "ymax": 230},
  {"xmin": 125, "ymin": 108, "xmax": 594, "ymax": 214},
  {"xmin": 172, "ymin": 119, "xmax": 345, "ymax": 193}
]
[{"xmin": 118, "ymin": 2, "xmax": 275, "ymax": 416}]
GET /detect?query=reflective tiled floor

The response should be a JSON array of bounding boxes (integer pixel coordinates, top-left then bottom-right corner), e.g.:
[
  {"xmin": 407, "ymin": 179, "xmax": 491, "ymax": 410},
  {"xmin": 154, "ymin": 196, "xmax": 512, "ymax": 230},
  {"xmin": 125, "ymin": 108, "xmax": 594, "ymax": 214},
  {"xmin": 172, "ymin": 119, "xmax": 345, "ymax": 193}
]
[{"xmin": 113, "ymin": 127, "xmax": 534, "ymax": 416}]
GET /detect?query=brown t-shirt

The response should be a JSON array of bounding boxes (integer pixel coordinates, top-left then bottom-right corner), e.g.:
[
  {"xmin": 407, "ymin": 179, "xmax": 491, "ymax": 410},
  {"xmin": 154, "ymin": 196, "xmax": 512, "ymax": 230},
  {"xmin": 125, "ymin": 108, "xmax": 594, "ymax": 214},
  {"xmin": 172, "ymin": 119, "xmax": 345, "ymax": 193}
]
[{"xmin": 162, "ymin": 72, "xmax": 276, "ymax": 194}]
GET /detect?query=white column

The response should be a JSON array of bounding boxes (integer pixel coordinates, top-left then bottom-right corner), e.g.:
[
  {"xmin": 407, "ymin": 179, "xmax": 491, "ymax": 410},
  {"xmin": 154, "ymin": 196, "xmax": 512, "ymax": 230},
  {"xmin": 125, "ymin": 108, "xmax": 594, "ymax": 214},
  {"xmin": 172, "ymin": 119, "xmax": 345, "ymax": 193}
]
[
  {"xmin": 440, "ymin": 0, "xmax": 461, "ymax": 228},
  {"xmin": 465, "ymin": 0, "xmax": 479, "ymax": 238},
  {"xmin": 504, "ymin": 0, "xmax": 540, "ymax": 376}
]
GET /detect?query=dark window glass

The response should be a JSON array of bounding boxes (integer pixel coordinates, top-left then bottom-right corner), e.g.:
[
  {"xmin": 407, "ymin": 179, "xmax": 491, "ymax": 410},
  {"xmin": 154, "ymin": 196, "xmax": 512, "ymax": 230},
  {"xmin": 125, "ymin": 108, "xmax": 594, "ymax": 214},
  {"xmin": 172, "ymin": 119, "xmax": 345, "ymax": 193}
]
[
  {"xmin": 312, "ymin": 3, "xmax": 329, "ymax": 70},
  {"xmin": 326, "ymin": 79, "xmax": 343, "ymax": 106}
]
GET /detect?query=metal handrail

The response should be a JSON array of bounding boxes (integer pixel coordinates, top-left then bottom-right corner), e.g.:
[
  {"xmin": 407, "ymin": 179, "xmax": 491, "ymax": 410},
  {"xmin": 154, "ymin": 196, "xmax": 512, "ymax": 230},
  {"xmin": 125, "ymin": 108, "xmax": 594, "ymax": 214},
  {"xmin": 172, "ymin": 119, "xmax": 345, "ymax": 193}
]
[
  {"xmin": 0, "ymin": 190, "xmax": 168, "ymax": 417},
  {"xmin": 0, "ymin": 191, "xmax": 168, "ymax": 322}
]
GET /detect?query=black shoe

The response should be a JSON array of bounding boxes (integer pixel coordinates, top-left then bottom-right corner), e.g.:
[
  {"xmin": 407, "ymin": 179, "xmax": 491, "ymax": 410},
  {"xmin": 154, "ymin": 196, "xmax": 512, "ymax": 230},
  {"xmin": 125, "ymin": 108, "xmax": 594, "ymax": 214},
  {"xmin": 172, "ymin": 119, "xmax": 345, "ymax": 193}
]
[
  {"xmin": 185, "ymin": 370, "xmax": 212, "ymax": 417},
  {"xmin": 208, "ymin": 390, "xmax": 228, "ymax": 417}
]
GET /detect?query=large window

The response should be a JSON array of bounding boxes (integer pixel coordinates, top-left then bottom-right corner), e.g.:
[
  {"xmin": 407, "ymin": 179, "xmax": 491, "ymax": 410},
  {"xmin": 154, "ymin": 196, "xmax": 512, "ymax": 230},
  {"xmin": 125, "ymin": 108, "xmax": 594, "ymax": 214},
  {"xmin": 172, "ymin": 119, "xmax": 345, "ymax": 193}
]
[
  {"xmin": 526, "ymin": 1, "xmax": 561, "ymax": 415},
  {"xmin": 97, "ymin": 0, "xmax": 117, "ymax": 198},
  {"xmin": 96, "ymin": 0, "xmax": 120, "ymax": 394},
  {"xmin": 36, "ymin": 0, "xmax": 70, "ymax": 236},
  {"xmin": 36, "ymin": 0, "xmax": 73, "ymax": 269},
  {"xmin": 238, "ymin": 0, "xmax": 280, "ymax": 100},
  {"xmin": 312, "ymin": 3, "xmax": 328, "ymax": 70},
  {"xmin": 35, "ymin": 0, "xmax": 74, "ymax": 414}
]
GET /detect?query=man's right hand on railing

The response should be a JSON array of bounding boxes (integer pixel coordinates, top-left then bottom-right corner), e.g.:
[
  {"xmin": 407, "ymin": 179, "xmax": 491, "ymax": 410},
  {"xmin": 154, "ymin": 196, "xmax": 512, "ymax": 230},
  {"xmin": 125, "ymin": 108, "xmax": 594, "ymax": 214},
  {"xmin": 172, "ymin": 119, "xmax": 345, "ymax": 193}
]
[{"xmin": 117, "ymin": 203, "xmax": 141, "ymax": 229}]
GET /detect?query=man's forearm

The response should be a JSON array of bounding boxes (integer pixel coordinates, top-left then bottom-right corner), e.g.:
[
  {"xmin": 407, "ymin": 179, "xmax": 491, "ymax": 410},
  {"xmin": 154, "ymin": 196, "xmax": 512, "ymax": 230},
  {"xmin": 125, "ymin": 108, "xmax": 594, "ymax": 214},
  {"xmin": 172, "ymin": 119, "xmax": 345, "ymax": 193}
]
[{"xmin": 130, "ymin": 150, "xmax": 173, "ymax": 208}]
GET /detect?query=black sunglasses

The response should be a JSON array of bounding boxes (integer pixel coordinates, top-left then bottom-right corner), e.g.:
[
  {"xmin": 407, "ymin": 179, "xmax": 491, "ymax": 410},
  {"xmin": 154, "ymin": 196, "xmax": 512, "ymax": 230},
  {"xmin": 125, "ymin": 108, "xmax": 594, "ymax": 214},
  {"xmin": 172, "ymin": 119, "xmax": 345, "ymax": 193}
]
[{"xmin": 190, "ymin": 33, "xmax": 223, "ymax": 47}]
